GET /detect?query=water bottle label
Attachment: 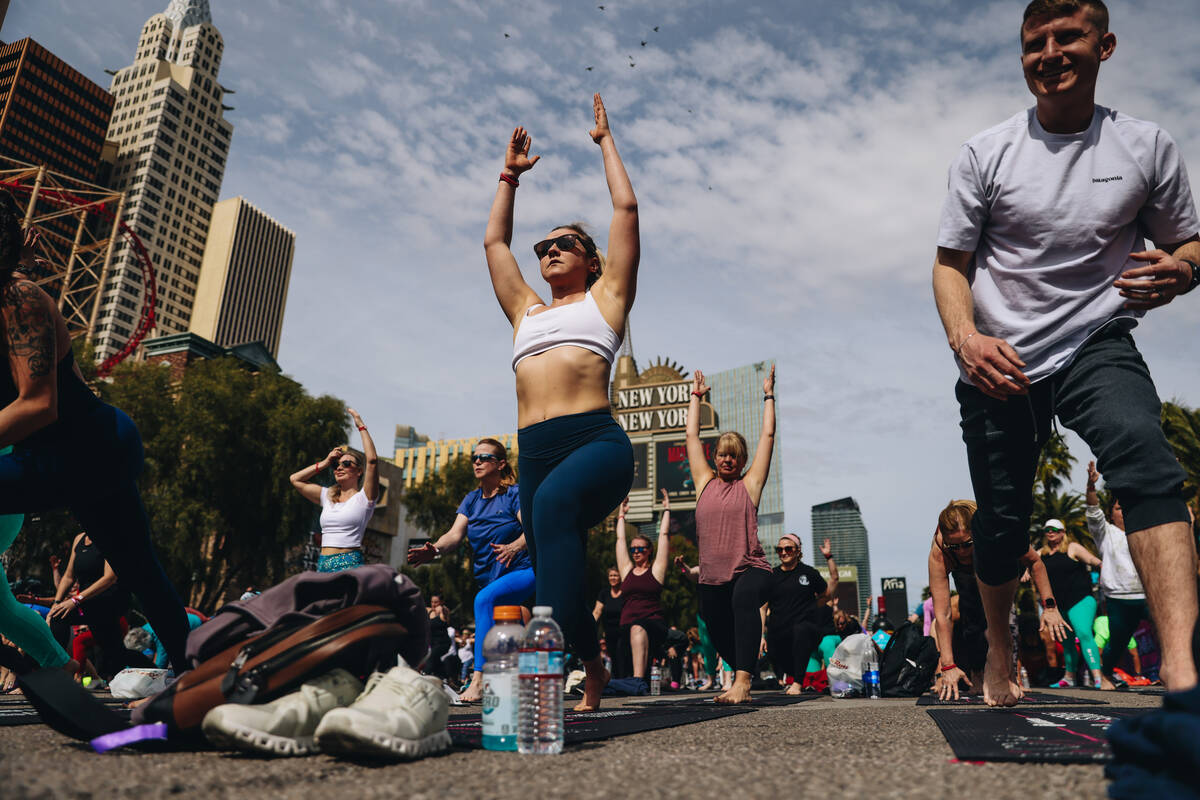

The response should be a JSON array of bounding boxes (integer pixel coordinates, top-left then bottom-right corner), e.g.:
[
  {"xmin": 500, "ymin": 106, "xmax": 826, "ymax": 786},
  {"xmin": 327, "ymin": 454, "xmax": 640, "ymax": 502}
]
[
  {"xmin": 481, "ymin": 673, "xmax": 517, "ymax": 737},
  {"xmin": 519, "ymin": 650, "xmax": 563, "ymax": 676}
]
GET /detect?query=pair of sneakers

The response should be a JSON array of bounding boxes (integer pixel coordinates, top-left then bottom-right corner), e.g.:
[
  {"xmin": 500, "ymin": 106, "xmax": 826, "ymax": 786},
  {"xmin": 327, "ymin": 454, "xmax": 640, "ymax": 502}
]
[{"xmin": 202, "ymin": 660, "xmax": 451, "ymax": 759}]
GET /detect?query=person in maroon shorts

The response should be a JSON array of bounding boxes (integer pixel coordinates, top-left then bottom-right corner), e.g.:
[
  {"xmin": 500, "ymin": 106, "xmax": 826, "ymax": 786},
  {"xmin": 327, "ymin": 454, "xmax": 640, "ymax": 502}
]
[{"xmin": 614, "ymin": 490, "xmax": 672, "ymax": 684}]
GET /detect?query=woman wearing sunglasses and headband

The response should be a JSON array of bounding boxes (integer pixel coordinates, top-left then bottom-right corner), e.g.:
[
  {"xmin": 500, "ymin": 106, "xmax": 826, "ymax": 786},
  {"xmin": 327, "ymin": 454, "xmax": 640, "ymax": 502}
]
[
  {"xmin": 685, "ymin": 364, "xmax": 776, "ymax": 705},
  {"xmin": 928, "ymin": 499, "xmax": 1067, "ymax": 702},
  {"xmin": 289, "ymin": 408, "xmax": 378, "ymax": 573},
  {"xmin": 764, "ymin": 534, "xmax": 837, "ymax": 695},
  {"xmin": 614, "ymin": 491, "xmax": 672, "ymax": 684},
  {"xmin": 484, "ymin": 93, "xmax": 639, "ymax": 711},
  {"xmin": 408, "ymin": 438, "xmax": 533, "ymax": 702},
  {"xmin": 1037, "ymin": 518, "xmax": 1107, "ymax": 689}
]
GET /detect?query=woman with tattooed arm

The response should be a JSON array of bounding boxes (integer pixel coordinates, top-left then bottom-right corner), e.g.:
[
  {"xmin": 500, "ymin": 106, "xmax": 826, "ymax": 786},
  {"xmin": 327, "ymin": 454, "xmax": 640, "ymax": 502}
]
[{"xmin": 0, "ymin": 191, "xmax": 190, "ymax": 674}]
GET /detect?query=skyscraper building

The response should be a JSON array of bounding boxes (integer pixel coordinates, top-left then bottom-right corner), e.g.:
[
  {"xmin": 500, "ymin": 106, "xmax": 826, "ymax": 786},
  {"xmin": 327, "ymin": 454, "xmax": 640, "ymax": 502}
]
[
  {"xmin": 0, "ymin": 38, "xmax": 114, "ymax": 183},
  {"xmin": 812, "ymin": 497, "xmax": 872, "ymax": 615},
  {"xmin": 95, "ymin": 0, "xmax": 233, "ymax": 360},
  {"xmin": 188, "ymin": 197, "xmax": 294, "ymax": 358}
]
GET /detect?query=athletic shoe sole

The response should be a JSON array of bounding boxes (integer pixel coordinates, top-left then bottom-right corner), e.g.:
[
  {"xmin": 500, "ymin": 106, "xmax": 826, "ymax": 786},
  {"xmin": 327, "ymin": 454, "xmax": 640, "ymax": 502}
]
[
  {"xmin": 316, "ymin": 722, "xmax": 451, "ymax": 761},
  {"xmin": 201, "ymin": 716, "xmax": 317, "ymax": 757}
]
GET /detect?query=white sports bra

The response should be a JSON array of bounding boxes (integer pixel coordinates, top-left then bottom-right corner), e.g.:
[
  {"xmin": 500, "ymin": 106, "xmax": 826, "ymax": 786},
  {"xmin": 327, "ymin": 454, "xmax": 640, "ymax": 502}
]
[{"xmin": 511, "ymin": 291, "xmax": 623, "ymax": 371}]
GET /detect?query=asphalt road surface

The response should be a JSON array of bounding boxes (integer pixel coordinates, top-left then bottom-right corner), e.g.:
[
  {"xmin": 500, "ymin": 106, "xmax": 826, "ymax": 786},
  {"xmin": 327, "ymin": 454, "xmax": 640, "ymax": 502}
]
[{"xmin": 0, "ymin": 688, "xmax": 1162, "ymax": 799}]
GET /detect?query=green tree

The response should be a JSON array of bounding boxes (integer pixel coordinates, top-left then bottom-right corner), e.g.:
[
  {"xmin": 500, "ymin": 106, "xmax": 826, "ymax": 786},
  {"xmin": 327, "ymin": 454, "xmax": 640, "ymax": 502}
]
[
  {"xmin": 399, "ymin": 455, "xmax": 480, "ymax": 627},
  {"xmin": 1036, "ymin": 432, "xmax": 1076, "ymax": 496},
  {"xmin": 98, "ymin": 356, "xmax": 346, "ymax": 610}
]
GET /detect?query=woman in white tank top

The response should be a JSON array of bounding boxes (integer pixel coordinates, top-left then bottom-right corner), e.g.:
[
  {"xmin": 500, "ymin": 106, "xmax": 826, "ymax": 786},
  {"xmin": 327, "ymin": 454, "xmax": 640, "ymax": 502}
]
[
  {"xmin": 288, "ymin": 408, "xmax": 379, "ymax": 572},
  {"xmin": 483, "ymin": 94, "xmax": 640, "ymax": 711}
]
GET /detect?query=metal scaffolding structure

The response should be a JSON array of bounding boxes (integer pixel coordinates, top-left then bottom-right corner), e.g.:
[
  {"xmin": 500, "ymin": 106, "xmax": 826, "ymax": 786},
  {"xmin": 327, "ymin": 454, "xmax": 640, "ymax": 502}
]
[{"xmin": 0, "ymin": 157, "xmax": 157, "ymax": 376}]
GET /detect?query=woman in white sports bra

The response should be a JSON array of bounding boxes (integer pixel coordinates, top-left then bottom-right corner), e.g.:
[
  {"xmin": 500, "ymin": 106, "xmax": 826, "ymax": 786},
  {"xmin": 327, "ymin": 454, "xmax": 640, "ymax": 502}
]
[
  {"xmin": 484, "ymin": 93, "xmax": 639, "ymax": 711},
  {"xmin": 289, "ymin": 408, "xmax": 379, "ymax": 572}
]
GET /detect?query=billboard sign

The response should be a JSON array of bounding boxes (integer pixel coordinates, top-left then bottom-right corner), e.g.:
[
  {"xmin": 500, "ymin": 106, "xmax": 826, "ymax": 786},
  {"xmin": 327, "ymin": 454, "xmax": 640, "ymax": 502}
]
[{"xmin": 655, "ymin": 436, "xmax": 719, "ymax": 501}]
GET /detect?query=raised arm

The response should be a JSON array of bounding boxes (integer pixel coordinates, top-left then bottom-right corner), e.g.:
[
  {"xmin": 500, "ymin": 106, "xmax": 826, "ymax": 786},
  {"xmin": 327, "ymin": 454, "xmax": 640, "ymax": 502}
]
[
  {"xmin": 743, "ymin": 364, "xmax": 776, "ymax": 505},
  {"xmin": 588, "ymin": 94, "xmax": 640, "ymax": 316},
  {"xmin": 1084, "ymin": 460, "xmax": 1108, "ymax": 544},
  {"xmin": 484, "ymin": 126, "xmax": 543, "ymax": 326},
  {"xmin": 615, "ymin": 496, "xmax": 633, "ymax": 580},
  {"xmin": 290, "ymin": 447, "xmax": 341, "ymax": 505},
  {"xmin": 932, "ymin": 246, "xmax": 1029, "ymax": 399},
  {"xmin": 819, "ymin": 538, "xmax": 839, "ymax": 600},
  {"xmin": 408, "ymin": 513, "xmax": 470, "ymax": 567},
  {"xmin": 674, "ymin": 555, "xmax": 700, "ymax": 584},
  {"xmin": 652, "ymin": 489, "xmax": 671, "ymax": 584},
  {"xmin": 685, "ymin": 370, "xmax": 716, "ymax": 498},
  {"xmin": 348, "ymin": 408, "xmax": 379, "ymax": 502},
  {"xmin": 1068, "ymin": 541, "xmax": 1102, "ymax": 569}
]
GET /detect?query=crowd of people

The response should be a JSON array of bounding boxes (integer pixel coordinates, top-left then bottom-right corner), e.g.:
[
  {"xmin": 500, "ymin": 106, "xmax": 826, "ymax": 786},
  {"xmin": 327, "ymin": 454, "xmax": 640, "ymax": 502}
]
[{"xmin": 0, "ymin": 1, "xmax": 1196, "ymax": 785}]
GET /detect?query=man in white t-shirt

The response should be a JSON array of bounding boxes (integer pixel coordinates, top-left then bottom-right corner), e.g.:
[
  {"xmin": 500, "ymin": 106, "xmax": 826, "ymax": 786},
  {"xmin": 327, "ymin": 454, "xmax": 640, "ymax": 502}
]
[{"xmin": 932, "ymin": 0, "xmax": 1200, "ymax": 706}]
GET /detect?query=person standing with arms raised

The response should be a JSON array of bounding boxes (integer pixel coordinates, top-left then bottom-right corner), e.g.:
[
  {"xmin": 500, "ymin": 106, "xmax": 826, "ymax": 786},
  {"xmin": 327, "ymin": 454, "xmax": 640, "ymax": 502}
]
[
  {"xmin": 932, "ymin": 0, "xmax": 1199, "ymax": 705},
  {"xmin": 484, "ymin": 94, "xmax": 639, "ymax": 712},
  {"xmin": 685, "ymin": 364, "xmax": 776, "ymax": 704}
]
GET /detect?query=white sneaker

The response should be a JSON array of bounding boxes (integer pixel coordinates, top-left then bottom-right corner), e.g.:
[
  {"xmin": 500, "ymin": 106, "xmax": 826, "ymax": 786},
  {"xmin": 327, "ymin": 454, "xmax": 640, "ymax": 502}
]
[
  {"xmin": 315, "ymin": 660, "xmax": 451, "ymax": 760},
  {"xmin": 202, "ymin": 668, "xmax": 363, "ymax": 756}
]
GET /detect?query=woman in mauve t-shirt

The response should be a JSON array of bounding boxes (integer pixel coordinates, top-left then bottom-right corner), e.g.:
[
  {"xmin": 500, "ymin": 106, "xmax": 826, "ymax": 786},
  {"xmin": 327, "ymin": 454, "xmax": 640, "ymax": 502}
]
[
  {"xmin": 684, "ymin": 364, "xmax": 776, "ymax": 704},
  {"xmin": 613, "ymin": 491, "xmax": 672, "ymax": 682}
]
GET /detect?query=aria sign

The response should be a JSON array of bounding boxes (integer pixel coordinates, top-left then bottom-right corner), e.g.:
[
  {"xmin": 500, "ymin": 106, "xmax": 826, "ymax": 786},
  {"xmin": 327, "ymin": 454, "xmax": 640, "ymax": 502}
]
[{"xmin": 614, "ymin": 380, "xmax": 715, "ymax": 434}]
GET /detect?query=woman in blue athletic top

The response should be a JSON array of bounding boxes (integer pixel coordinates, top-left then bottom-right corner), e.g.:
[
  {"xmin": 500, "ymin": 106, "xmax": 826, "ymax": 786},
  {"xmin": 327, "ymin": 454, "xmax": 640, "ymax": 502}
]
[
  {"xmin": 408, "ymin": 438, "xmax": 534, "ymax": 702},
  {"xmin": 484, "ymin": 93, "xmax": 639, "ymax": 711},
  {"xmin": 0, "ymin": 191, "xmax": 190, "ymax": 674}
]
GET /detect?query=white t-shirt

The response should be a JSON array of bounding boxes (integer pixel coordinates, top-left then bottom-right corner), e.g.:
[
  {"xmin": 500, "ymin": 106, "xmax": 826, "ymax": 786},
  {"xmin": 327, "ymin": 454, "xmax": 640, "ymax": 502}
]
[
  {"xmin": 938, "ymin": 106, "xmax": 1199, "ymax": 384},
  {"xmin": 1086, "ymin": 504, "xmax": 1144, "ymax": 600},
  {"xmin": 319, "ymin": 486, "xmax": 376, "ymax": 549}
]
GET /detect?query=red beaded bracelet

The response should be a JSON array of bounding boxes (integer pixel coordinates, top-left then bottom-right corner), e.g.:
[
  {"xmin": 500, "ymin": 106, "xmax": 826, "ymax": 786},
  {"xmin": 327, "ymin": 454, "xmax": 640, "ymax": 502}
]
[
  {"xmin": 691, "ymin": 390, "xmax": 705, "ymax": 397},
  {"xmin": 940, "ymin": 663, "xmax": 957, "ymax": 672},
  {"xmin": 357, "ymin": 425, "xmax": 367, "ymax": 432},
  {"xmin": 499, "ymin": 172, "xmax": 519, "ymax": 187}
]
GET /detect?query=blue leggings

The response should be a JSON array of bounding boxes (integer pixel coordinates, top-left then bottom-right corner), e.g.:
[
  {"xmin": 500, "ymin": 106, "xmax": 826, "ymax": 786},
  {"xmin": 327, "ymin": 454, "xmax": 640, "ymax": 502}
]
[
  {"xmin": 472, "ymin": 567, "xmax": 535, "ymax": 668},
  {"xmin": 0, "ymin": 447, "xmax": 70, "ymax": 668},
  {"xmin": 0, "ymin": 404, "xmax": 190, "ymax": 672},
  {"xmin": 518, "ymin": 410, "xmax": 633, "ymax": 662}
]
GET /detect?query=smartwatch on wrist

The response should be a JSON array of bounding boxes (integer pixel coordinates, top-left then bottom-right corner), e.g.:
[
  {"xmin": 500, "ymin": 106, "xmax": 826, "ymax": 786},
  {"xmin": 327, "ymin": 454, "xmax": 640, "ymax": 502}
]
[
  {"xmin": 1182, "ymin": 259, "xmax": 1200, "ymax": 294},
  {"xmin": 1042, "ymin": 598, "xmax": 1057, "ymax": 610}
]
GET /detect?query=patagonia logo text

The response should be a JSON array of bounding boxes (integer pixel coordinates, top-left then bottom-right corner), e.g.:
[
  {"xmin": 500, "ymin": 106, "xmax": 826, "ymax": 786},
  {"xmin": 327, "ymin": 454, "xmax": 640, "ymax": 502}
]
[{"xmin": 1093, "ymin": 176, "xmax": 1124, "ymax": 183}]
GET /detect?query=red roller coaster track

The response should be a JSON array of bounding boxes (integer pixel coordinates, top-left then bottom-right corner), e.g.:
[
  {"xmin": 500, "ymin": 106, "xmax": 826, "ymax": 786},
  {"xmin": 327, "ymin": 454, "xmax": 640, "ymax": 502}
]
[{"xmin": 0, "ymin": 177, "xmax": 157, "ymax": 377}]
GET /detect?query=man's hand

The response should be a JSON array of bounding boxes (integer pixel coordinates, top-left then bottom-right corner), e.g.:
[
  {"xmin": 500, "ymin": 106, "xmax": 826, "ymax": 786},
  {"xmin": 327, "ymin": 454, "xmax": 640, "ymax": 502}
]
[
  {"xmin": 1114, "ymin": 250, "xmax": 1193, "ymax": 310},
  {"xmin": 1087, "ymin": 459, "xmax": 1100, "ymax": 488},
  {"xmin": 957, "ymin": 332, "xmax": 1030, "ymax": 399}
]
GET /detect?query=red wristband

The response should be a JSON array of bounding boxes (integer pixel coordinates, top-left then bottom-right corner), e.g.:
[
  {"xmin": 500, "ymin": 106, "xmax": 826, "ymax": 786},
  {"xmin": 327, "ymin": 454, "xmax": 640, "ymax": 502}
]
[
  {"xmin": 357, "ymin": 425, "xmax": 367, "ymax": 431},
  {"xmin": 499, "ymin": 172, "xmax": 519, "ymax": 187},
  {"xmin": 940, "ymin": 663, "xmax": 957, "ymax": 672},
  {"xmin": 691, "ymin": 390, "xmax": 705, "ymax": 397}
]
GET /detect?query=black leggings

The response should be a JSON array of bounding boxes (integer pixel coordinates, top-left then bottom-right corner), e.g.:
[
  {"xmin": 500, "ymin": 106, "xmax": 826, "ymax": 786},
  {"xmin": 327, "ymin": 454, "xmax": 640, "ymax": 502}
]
[
  {"xmin": 518, "ymin": 410, "xmax": 633, "ymax": 662},
  {"xmin": 0, "ymin": 403, "xmax": 190, "ymax": 672},
  {"xmin": 80, "ymin": 591, "xmax": 131, "ymax": 679},
  {"xmin": 698, "ymin": 568, "xmax": 771, "ymax": 674},
  {"xmin": 766, "ymin": 619, "xmax": 821, "ymax": 679}
]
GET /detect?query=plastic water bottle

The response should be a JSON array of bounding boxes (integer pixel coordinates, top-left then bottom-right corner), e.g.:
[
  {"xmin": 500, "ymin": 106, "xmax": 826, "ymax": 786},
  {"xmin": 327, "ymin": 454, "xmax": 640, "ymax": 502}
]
[
  {"xmin": 649, "ymin": 664, "xmax": 661, "ymax": 696},
  {"xmin": 481, "ymin": 605, "xmax": 524, "ymax": 751},
  {"xmin": 864, "ymin": 648, "xmax": 881, "ymax": 699},
  {"xmin": 1019, "ymin": 665, "xmax": 1030, "ymax": 689},
  {"xmin": 517, "ymin": 606, "xmax": 564, "ymax": 755}
]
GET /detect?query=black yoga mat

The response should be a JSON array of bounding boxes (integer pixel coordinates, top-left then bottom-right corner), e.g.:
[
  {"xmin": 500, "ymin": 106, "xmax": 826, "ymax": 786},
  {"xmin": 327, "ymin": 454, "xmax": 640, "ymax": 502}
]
[
  {"xmin": 0, "ymin": 703, "xmax": 131, "ymax": 727},
  {"xmin": 917, "ymin": 691, "xmax": 1107, "ymax": 706},
  {"xmin": 633, "ymin": 691, "xmax": 827, "ymax": 708},
  {"xmin": 447, "ymin": 702, "xmax": 755, "ymax": 748},
  {"xmin": 927, "ymin": 706, "xmax": 1148, "ymax": 763}
]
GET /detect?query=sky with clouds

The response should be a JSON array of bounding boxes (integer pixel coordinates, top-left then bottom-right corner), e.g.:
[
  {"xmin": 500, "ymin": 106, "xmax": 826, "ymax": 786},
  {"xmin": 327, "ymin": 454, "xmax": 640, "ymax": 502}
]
[{"xmin": 7, "ymin": 0, "xmax": 1200, "ymax": 599}]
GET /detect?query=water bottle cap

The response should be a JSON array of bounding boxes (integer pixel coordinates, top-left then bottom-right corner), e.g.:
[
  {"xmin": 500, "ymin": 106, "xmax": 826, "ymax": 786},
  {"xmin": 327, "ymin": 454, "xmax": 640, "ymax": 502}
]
[
  {"xmin": 492, "ymin": 605, "xmax": 524, "ymax": 622},
  {"xmin": 532, "ymin": 605, "xmax": 553, "ymax": 617}
]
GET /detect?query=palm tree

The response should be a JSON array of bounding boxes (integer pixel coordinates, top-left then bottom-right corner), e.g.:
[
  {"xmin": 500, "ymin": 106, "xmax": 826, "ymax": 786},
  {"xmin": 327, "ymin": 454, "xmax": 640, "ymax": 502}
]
[
  {"xmin": 1162, "ymin": 400, "xmax": 1200, "ymax": 508},
  {"xmin": 1036, "ymin": 432, "xmax": 1076, "ymax": 496}
]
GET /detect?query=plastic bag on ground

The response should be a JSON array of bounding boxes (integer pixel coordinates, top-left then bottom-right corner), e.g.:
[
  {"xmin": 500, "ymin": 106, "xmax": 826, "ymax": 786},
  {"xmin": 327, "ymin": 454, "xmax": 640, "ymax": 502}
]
[
  {"xmin": 827, "ymin": 634, "xmax": 872, "ymax": 698},
  {"xmin": 109, "ymin": 667, "xmax": 171, "ymax": 699}
]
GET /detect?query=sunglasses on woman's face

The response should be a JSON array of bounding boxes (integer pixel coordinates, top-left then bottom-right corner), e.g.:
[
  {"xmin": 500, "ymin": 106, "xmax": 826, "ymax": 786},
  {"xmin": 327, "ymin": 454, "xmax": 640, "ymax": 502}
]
[
  {"xmin": 335, "ymin": 460, "xmax": 359, "ymax": 470},
  {"xmin": 775, "ymin": 546, "xmax": 797, "ymax": 555},
  {"xmin": 629, "ymin": 546, "xmax": 649, "ymax": 553},
  {"xmin": 533, "ymin": 234, "xmax": 586, "ymax": 259},
  {"xmin": 471, "ymin": 453, "xmax": 499, "ymax": 464},
  {"xmin": 942, "ymin": 539, "xmax": 973, "ymax": 551}
]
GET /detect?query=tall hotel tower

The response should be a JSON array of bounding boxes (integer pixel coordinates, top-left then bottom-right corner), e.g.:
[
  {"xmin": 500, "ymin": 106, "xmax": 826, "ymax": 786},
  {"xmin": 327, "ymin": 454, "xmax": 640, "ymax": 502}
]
[{"xmin": 96, "ymin": 0, "xmax": 232, "ymax": 359}]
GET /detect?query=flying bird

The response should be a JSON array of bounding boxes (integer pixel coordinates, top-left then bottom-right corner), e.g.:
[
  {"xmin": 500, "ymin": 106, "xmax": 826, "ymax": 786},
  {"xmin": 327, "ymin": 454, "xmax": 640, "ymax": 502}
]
[
  {"xmin": 654, "ymin": 26, "xmax": 659, "ymax": 32},
  {"xmin": 504, "ymin": 32, "xmax": 510, "ymax": 38},
  {"xmin": 586, "ymin": 66, "xmax": 594, "ymax": 71},
  {"xmin": 598, "ymin": 4, "xmax": 604, "ymax": 9},
  {"xmin": 641, "ymin": 40, "xmax": 647, "ymax": 46}
]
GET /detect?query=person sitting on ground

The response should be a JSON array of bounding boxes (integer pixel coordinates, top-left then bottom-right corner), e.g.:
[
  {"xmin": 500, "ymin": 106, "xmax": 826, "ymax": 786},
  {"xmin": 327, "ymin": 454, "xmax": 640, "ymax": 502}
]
[
  {"xmin": 930, "ymin": 499, "xmax": 1069, "ymax": 700},
  {"xmin": 685, "ymin": 364, "xmax": 777, "ymax": 704},
  {"xmin": 1037, "ymin": 518, "xmax": 1106, "ymax": 688},
  {"xmin": 289, "ymin": 409, "xmax": 379, "ymax": 573},
  {"xmin": 614, "ymin": 491, "xmax": 672, "ymax": 684},
  {"xmin": 409, "ymin": 438, "xmax": 533, "ymax": 702}
]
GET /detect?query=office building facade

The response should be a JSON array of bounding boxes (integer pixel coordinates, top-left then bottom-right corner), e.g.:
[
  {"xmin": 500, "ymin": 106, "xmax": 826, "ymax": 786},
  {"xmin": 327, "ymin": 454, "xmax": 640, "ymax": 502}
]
[
  {"xmin": 188, "ymin": 197, "xmax": 294, "ymax": 357},
  {"xmin": 0, "ymin": 38, "xmax": 113, "ymax": 183},
  {"xmin": 812, "ymin": 497, "xmax": 872, "ymax": 615},
  {"xmin": 95, "ymin": 0, "xmax": 233, "ymax": 359}
]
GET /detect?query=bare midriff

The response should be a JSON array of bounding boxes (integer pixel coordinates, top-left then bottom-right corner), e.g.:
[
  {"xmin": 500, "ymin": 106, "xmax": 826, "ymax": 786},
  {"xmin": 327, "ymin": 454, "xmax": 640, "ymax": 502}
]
[
  {"xmin": 515, "ymin": 346, "xmax": 612, "ymax": 428},
  {"xmin": 320, "ymin": 546, "xmax": 359, "ymax": 555}
]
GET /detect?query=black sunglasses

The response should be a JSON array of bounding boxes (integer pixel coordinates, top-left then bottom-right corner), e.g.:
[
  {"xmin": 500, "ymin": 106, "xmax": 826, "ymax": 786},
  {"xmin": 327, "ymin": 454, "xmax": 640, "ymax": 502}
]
[
  {"xmin": 533, "ymin": 234, "xmax": 590, "ymax": 260},
  {"xmin": 629, "ymin": 546, "xmax": 649, "ymax": 553},
  {"xmin": 942, "ymin": 539, "xmax": 974, "ymax": 551},
  {"xmin": 471, "ymin": 453, "xmax": 499, "ymax": 464},
  {"xmin": 335, "ymin": 460, "xmax": 359, "ymax": 470},
  {"xmin": 775, "ymin": 546, "xmax": 798, "ymax": 555}
]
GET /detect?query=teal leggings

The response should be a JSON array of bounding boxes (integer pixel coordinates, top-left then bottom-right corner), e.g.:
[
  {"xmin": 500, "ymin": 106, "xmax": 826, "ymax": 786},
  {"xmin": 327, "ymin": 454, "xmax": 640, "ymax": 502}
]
[
  {"xmin": 805, "ymin": 634, "xmax": 842, "ymax": 673},
  {"xmin": 1063, "ymin": 595, "xmax": 1101, "ymax": 673},
  {"xmin": 0, "ymin": 454, "xmax": 70, "ymax": 669}
]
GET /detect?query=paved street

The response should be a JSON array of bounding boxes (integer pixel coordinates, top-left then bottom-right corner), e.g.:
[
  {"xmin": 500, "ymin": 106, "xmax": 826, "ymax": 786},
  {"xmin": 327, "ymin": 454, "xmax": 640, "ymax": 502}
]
[{"xmin": 0, "ymin": 688, "xmax": 1160, "ymax": 799}]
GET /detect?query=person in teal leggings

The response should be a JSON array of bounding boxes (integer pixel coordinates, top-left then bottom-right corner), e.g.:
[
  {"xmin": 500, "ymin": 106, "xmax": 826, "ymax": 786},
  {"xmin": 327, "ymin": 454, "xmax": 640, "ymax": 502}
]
[
  {"xmin": 1038, "ymin": 519, "xmax": 1104, "ymax": 687},
  {"xmin": 0, "ymin": 448, "xmax": 74, "ymax": 673}
]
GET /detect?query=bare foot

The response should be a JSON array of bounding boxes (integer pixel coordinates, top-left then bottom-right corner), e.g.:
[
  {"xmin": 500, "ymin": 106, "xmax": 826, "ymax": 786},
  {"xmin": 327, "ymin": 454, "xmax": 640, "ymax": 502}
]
[
  {"xmin": 572, "ymin": 664, "xmax": 609, "ymax": 712},
  {"xmin": 981, "ymin": 652, "xmax": 1022, "ymax": 707},
  {"xmin": 715, "ymin": 683, "xmax": 752, "ymax": 704},
  {"xmin": 458, "ymin": 683, "xmax": 482, "ymax": 703},
  {"xmin": 784, "ymin": 682, "xmax": 802, "ymax": 696}
]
